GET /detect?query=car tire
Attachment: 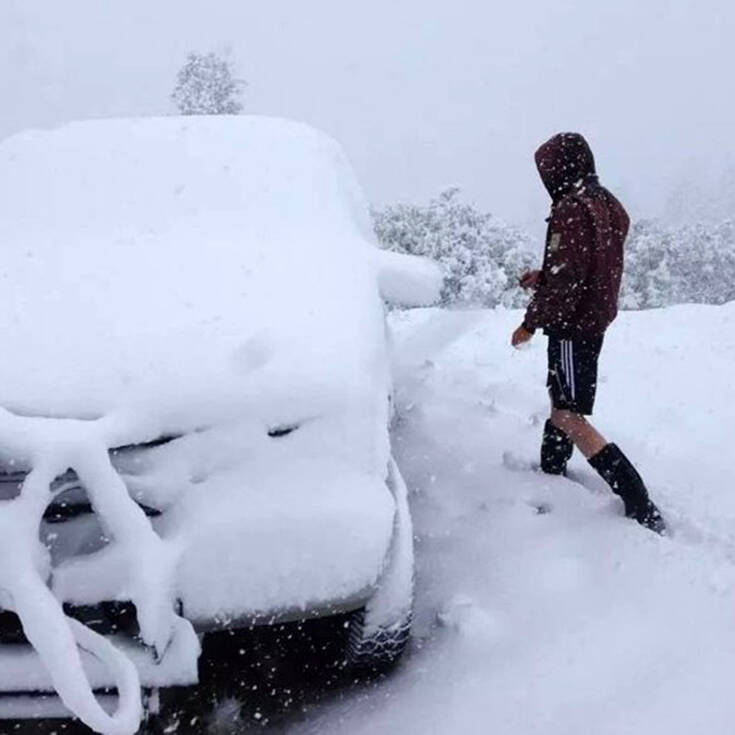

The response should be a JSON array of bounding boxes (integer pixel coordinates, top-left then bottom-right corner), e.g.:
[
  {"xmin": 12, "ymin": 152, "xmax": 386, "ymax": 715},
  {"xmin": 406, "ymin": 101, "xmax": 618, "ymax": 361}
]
[{"xmin": 344, "ymin": 606, "xmax": 412, "ymax": 675}]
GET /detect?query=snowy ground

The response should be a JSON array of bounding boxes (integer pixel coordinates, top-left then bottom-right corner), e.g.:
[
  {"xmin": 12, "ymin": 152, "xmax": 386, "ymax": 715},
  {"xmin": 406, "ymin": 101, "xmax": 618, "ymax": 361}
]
[{"xmin": 293, "ymin": 303, "xmax": 735, "ymax": 735}]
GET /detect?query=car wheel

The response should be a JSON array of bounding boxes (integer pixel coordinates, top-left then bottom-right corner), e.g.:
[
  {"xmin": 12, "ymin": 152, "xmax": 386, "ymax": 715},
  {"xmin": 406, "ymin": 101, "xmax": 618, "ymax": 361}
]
[{"xmin": 344, "ymin": 606, "xmax": 412, "ymax": 675}]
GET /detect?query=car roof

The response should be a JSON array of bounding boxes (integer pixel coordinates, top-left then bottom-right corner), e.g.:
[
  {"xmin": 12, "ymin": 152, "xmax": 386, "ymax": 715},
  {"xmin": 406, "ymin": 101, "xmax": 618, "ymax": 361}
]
[{"xmin": 0, "ymin": 116, "xmax": 387, "ymax": 429}]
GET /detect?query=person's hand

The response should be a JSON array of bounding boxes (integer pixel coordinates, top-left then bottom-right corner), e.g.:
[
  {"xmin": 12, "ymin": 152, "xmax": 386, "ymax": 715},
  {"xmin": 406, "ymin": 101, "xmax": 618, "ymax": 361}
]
[
  {"xmin": 511, "ymin": 324, "xmax": 534, "ymax": 348},
  {"xmin": 518, "ymin": 269, "xmax": 541, "ymax": 290}
]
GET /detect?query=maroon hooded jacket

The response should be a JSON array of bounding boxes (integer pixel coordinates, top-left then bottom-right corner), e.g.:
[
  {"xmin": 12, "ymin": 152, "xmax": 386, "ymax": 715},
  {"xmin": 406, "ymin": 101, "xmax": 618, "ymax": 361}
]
[{"xmin": 523, "ymin": 133, "xmax": 630, "ymax": 338}]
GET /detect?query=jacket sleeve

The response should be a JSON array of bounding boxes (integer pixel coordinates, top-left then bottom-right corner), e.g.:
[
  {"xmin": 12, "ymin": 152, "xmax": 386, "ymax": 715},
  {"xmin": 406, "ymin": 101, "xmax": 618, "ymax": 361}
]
[{"xmin": 524, "ymin": 198, "xmax": 594, "ymax": 332}]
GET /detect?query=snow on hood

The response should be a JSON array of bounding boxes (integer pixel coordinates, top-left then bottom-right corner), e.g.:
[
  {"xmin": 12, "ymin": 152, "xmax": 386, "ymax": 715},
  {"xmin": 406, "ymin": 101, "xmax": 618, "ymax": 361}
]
[{"xmin": 0, "ymin": 115, "xmax": 440, "ymax": 433}]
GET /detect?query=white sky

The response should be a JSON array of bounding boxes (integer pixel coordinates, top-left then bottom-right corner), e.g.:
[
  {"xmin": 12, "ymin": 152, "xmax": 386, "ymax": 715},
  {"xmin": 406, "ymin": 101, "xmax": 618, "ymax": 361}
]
[{"xmin": 2, "ymin": 0, "xmax": 734, "ymax": 235}]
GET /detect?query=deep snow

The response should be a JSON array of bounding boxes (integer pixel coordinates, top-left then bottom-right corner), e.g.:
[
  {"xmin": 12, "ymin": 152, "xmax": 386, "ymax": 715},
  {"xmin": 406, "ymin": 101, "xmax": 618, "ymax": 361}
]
[{"xmin": 296, "ymin": 302, "xmax": 735, "ymax": 735}]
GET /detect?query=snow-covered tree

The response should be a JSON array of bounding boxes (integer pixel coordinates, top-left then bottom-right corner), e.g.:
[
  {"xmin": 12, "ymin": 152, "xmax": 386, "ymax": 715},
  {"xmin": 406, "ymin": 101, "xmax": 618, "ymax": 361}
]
[
  {"xmin": 373, "ymin": 188, "xmax": 536, "ymax": 308},
  {"xmin": 172, "ymin": 52, "xmax": 245, "ymax": 115},
  {"xmin": 374, "ymin": 189, "xmax": 735, "ymax": 311},
  {"xmin": 621, "ymin": 219, "xmax": 735, "ymax": 308}
]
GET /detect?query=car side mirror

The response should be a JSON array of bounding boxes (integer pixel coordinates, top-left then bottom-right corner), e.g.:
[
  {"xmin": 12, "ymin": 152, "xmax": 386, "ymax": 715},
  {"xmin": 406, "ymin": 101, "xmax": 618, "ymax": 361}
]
[{"xmin": 375, "ymin": 250, "xmax": 443, "ymax": 308}]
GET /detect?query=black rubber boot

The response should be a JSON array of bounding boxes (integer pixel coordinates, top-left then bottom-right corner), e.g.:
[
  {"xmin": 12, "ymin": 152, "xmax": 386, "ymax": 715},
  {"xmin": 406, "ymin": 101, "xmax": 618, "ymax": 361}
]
[
  {"xmin": 588, "ymin": 443, "xmax": 666, "ymax": 534},
  {"xmin": 540, "ymin": 419, "xmax": 574, "ymax": 475}
]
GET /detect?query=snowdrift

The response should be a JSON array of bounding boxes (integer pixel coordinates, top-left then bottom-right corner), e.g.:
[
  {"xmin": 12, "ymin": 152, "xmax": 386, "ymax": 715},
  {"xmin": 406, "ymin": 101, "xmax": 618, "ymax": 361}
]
[{"xmin": 296, "ymin": 302, "xmax": 735, "ymax": 735}]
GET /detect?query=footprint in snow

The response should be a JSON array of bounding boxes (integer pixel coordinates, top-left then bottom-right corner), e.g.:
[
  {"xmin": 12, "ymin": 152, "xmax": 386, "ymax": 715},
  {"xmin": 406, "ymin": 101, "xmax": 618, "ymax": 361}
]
[
  {"xmin": 230, "ymin": 330, "xmax": 274, "ymax": 374},
  {"xmin": 501, "ymin": 450, "xmax": 535, "ymax": 473},
  {"xmin": 503, "ymin": 451, "xmax": 606, "ymax": 499},
  {"xmin": 531, "ymin": 501, "xmax": 553, "ymax": 515},
  {"xmin": 565, "ymin": 467, "xmax": 608, "ymax": 495},
  {"xmin": 436, "ymin": 595, "xmax": 504, "ymax": 644}
]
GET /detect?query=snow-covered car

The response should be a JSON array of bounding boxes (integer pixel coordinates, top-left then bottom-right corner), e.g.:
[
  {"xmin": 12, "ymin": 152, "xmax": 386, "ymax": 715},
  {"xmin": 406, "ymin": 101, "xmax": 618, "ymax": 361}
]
[{"xmin": 0, "ymin": 116, "xmax": 441, "ymax": 733}]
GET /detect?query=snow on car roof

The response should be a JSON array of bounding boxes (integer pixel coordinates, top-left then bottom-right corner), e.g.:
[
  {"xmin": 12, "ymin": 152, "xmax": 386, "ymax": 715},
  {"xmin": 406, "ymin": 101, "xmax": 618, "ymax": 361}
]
[{"xmin": 0, "ymin": 116, "xmax": 390, "ymax": 429}]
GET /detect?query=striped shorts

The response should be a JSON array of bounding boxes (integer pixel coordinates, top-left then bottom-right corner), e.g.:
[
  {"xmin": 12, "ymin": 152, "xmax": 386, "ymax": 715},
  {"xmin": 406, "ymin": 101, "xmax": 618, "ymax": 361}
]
[{"xmin": 546, "ymin": 335, "xmax": 604, "ymax": 415}]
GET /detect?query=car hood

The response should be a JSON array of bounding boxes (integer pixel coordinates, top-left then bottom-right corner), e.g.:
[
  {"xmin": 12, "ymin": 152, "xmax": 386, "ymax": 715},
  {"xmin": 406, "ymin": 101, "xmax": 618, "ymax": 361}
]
[{"xmin": 48, "ymin": 419, "xmax": 397, "ymax": 623}]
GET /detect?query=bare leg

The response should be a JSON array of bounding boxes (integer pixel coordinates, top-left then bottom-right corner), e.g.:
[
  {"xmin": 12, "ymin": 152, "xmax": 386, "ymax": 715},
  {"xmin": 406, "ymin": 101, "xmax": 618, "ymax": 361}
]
[
  {"xmin": 550, "ymin": 408, "xmax": 607, "ymax": 459},
  {"xmin": 549, "ymin": 407, "xmax": 665, "ymax": 533}
]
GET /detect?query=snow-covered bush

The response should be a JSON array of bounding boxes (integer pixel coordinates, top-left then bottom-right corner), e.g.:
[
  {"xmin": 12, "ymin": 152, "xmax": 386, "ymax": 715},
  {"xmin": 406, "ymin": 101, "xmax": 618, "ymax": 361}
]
[
  {"xmin": 373, "ymin": 188, "xmax": 535, "ymax": 308},
  {"xmin": 621, "ymin": 219, "xmax": 735, "ymax": 309},
  {"xmin": 172, "ymin": 52, "xmax": 245, "ymax": 115},
  {"xmin": 373, "ymin": 189, "xmax": 735, "ymax": 311}
]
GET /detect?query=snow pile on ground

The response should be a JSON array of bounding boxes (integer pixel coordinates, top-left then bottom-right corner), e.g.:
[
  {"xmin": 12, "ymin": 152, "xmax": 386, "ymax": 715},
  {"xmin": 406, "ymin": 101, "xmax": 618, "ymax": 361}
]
[{"xmin": 296, "ymin": 302, "xmax": 735, "ymax": 735}]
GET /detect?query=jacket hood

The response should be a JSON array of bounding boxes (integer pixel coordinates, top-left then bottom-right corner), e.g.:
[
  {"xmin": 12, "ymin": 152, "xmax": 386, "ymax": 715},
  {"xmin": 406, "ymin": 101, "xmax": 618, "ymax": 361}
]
[{"xmin": 535, "ymin": 133, "xmax": 597, "ymax": 201}]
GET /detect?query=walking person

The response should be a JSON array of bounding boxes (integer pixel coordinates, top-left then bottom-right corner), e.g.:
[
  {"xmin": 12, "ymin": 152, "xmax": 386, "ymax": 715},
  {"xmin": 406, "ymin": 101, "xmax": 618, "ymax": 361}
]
[{"xmin": 511, "ymin": 132, "xmax": 665, "ymax": 534}]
